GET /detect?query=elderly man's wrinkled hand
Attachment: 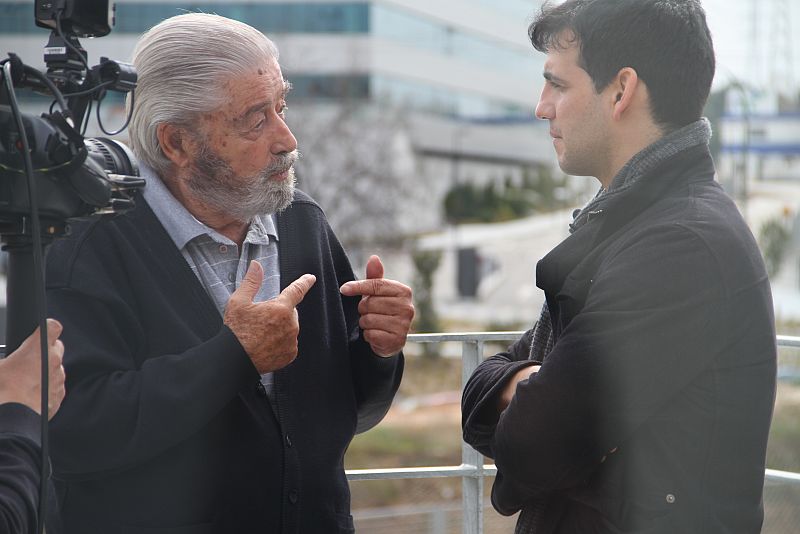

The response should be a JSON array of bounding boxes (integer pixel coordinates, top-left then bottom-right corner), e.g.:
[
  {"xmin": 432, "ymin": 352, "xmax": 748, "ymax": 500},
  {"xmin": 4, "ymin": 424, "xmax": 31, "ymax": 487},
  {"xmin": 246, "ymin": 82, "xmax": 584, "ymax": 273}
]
[
  {"xmin": 339, "ymin": 255, "xmax": 414, "ymax": 357},
  {"xmin": 224, "ymin": 261, "xmax": 316, "ymax": 373}
]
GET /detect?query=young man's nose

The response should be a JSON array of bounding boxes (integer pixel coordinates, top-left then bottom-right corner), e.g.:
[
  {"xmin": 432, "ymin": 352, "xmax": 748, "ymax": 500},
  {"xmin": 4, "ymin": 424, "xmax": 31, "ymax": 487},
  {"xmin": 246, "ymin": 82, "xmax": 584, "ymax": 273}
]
[{"xmin": 535, "ymin": 88, "xmax": 554, "ymax": 121}]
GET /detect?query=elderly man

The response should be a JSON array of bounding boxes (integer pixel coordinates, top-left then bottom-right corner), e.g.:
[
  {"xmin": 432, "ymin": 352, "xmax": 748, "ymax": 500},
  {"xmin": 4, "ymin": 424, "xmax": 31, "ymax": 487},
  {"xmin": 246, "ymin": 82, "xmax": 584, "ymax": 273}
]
[
  {"xmin": 462, "ymin": 1, "xmax": 776, "ymax": 533},
  {"xmin": 46, "ymin": 13, "xmax": 413, "ymax": 534}
]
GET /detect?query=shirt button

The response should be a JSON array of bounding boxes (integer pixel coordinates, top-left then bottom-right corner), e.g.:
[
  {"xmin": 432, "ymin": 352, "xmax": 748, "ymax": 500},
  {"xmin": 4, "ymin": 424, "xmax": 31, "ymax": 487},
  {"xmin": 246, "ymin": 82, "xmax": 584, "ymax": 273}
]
[
  {"xmin": 666, "ymin": 493, "xmax": 676, "ymax": 504},
  {"xmin": 228, "ymin": 272, "xmax": 236, "ymax": 283},
  {"xmin": 219, "ymin": 245, "xmax": 228, "ymax": 254},
  {"xmin": 288, "ymin": 490, "xmax": 298, "ymax": 504},
  {"xmin": 285, "ymin": 434, "xmax": 292, "ymax": 448}
]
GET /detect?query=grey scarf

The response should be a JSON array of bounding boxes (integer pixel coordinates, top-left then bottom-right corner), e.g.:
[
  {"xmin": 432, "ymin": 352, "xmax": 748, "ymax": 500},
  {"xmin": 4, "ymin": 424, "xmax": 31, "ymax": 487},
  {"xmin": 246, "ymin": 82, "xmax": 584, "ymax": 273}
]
[{"xmin": 516, "ymin": 118, "xmax": 712, "ymax": 534}]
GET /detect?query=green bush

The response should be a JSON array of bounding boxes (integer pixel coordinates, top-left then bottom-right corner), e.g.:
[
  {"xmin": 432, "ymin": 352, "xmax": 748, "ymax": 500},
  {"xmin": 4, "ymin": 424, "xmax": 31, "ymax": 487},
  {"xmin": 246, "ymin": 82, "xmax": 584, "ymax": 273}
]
[
  {"xmin": 443, "ymin": 166, "xmax": 567, "ymax": 224},
  {"xmin": 759, "ymin": 218, "xmax": 791, "ymax": 278}
]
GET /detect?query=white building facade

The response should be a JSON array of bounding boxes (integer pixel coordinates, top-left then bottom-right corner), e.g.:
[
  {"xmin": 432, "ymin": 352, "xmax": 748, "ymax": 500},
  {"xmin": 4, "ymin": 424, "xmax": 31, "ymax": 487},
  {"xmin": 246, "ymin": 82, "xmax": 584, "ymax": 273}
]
[{"xmin": 0, "ymin": 0, "xmax": 558, "ymax": 234}]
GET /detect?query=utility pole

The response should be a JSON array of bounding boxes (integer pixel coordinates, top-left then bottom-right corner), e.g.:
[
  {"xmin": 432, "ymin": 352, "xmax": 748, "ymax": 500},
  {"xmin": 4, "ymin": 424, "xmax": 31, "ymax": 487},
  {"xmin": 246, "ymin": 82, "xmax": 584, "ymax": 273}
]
[
  {"xmin": 749, "ymin": 0, "xmax": 761, "ymax": 88},
  {"xmin": 770, "ymin": 0, "xmax": 796, "ymax": 102}
]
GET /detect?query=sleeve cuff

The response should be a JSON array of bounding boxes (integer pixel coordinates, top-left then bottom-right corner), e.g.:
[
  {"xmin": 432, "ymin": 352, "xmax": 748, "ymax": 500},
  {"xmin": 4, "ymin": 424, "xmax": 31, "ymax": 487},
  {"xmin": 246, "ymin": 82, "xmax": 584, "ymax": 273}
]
[{"xmin": 0, "ymin": 403, "xmax": 42, "ymax": 446}]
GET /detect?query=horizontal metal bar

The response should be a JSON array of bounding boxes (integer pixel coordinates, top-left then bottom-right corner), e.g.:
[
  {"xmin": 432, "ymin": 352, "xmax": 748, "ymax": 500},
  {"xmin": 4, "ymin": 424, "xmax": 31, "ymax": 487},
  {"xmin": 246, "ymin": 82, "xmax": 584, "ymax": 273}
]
[
  {"xmin": 407, "ymin": 333, "xmax": 800, "ymax": 346},
  {"xmin": 348, "ymin": 464, "xmax": 800, "ymax": 489},
  {"xmin": 409, "ymin": 333, "xmax": 800, "ymax": 349},
  {"xmin": 346, "ymin": 464, "xmax": 497, "ymax": 481},
  {"xmin": 776, "ymin": 335, "xmax": 800, "ymax": 348},
  {"xmin": 406, "ymin": 332, "xmax": 524, "ymax": 343},
  {"xmin": 349, "ymin": 464, "xmax": 800, "ymax": 484},
  {"xmin": 765, "ymin": 468, "xmax": 800, "ymax": 483}
]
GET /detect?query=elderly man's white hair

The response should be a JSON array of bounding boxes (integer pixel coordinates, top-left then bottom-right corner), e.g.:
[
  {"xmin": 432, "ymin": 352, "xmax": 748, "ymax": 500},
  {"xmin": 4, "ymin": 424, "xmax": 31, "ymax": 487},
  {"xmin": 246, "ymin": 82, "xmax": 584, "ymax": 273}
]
[{"xmin": 127, "ymin": 13, "xmax": 280, "ymax": 176}]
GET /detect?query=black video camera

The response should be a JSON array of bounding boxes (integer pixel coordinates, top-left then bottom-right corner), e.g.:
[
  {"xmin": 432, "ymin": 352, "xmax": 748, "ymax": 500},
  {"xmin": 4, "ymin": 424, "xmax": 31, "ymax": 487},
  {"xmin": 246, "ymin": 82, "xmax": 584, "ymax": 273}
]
[{"xmin": 0, "ymin": 0, "xmax": 144, "ymax": 352}]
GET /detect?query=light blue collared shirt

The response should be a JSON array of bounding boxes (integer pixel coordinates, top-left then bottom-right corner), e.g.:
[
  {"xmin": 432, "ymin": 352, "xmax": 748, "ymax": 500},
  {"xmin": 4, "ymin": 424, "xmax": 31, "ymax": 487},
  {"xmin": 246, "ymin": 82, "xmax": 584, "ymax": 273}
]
[{"xmin": 141, "ymin": 164, "xmax": 280, "ymax": 394}]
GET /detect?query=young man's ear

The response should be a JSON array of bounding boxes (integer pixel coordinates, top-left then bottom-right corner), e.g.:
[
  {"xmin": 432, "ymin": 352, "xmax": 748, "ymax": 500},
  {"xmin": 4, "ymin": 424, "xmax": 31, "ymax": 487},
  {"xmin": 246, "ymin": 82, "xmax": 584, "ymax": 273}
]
[
  {"xmin": 610, "ymin": 67, "xmax": 640, "ymax": 121},
  {"xmin": 157, "ymin": 123, "xmax": 193, "ymax": 169}
]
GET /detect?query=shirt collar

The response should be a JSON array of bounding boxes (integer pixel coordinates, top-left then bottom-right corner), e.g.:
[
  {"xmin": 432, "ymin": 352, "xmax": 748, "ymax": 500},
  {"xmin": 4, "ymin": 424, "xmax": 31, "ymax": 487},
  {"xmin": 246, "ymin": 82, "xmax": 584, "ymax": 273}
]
[{"xmin": 140, "ymin": 163, "xmax": 278, "ymax": 250}]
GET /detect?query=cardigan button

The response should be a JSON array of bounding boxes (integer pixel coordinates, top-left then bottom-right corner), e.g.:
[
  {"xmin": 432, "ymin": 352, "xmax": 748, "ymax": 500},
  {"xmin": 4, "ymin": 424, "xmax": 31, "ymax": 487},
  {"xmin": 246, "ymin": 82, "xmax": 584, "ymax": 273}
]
[
  {"xmin": 255, "ymin": 382, "xmax": 267, "ymax": 398},
  {"xmin": 289, "ymin": 489, "xmax": 299, "ymax": 504}
]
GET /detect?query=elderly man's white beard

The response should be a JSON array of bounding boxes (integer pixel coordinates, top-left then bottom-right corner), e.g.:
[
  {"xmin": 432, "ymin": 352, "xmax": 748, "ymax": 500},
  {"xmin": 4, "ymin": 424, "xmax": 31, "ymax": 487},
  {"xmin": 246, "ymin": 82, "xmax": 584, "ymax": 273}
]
[{"xmin": 187, "ymin": 145, "xmax": 298, "ymax": 222}]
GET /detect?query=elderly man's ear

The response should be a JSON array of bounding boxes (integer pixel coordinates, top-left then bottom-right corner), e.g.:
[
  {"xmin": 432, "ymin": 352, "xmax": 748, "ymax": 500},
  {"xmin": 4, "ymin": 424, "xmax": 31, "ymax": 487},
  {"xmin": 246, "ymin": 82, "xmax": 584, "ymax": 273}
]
[{"xmin": 157, "ymin": 123, "xmax": 193, "ymax": 169}]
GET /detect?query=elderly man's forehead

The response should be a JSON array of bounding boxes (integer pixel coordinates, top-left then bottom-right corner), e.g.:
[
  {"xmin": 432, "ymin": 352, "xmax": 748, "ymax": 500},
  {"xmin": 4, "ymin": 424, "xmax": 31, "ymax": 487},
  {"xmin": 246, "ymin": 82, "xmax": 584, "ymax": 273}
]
[
  {"xmin": 215, "ymin": 62, "xmax": 287, "ymax": 94},
  {"xmin": 257, "ymin": 61, "xmax": 291, "ymax": 92}
]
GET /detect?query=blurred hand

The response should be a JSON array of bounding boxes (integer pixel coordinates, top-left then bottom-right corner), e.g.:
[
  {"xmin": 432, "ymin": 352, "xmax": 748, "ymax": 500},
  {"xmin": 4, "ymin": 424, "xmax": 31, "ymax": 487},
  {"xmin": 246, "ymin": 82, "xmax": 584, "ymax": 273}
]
[
  {"xmin": 497, "ymin": 364, "xmax": 540, "ymax": 413},
  {"xmin": 224, "ymin": 260, "xmax": 316, "ymax": 373},
  {"xmin": 339, "ymin": 255, "xmax": 414, "ymax": 357},
  {"xmin": 0, "ymin": 319, "xmax": 66, "ymax": 420}
]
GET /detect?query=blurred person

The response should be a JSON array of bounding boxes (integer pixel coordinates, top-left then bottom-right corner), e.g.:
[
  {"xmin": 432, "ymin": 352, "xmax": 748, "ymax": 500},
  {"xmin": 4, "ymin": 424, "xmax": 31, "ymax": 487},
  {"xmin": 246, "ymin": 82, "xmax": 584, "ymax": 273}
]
[
  {"xmin": 45, "ymin": 13, "xmax": 413, "ymax": 534},
  {"xmin": 0, "ymin": 320, "xmax": 65, "ymax": 534},
  {"xmin": 461, "ymin": 1, "xmax": 777, "ymax": 532}
]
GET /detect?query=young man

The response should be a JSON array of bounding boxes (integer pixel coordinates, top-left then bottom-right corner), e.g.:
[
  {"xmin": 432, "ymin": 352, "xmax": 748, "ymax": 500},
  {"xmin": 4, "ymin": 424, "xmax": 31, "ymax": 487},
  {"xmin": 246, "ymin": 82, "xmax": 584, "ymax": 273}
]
[
  {"xmin": 46, "ymin": 14, "xmax": 413, "ymax": 534},
  {"xmin": 462, "ymin": 1, "xmax": 777, "ymax": 532}
]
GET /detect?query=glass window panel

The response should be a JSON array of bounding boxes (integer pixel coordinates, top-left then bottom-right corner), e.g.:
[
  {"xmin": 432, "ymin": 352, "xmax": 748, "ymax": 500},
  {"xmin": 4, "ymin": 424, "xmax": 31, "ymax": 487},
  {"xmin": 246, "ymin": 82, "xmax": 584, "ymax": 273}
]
[
  {"xmin": 108, "ymin": 3, "xmax": 369, "ymax": 34},
  {"xmin": 289, "ymin": 74, "xmax": 370, "ymax": 99},
  {"xmin": 372, "ymin": 74, "xmax": 527, "ymax": 118},
  {"xmin": 372, "ymin": 5, "xmax": 532, "ymax": 73},
  {"xmin": 0, "ymin": 3, "xmax": 34, "ymax": 32}
]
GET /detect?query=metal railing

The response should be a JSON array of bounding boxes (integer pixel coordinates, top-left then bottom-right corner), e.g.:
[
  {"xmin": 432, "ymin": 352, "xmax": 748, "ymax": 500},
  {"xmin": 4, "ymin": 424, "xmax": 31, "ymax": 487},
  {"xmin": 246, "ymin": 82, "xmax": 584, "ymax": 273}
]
[{"xmin": 346, "ymin": 332, "xmax": 800, "ymax": 534}]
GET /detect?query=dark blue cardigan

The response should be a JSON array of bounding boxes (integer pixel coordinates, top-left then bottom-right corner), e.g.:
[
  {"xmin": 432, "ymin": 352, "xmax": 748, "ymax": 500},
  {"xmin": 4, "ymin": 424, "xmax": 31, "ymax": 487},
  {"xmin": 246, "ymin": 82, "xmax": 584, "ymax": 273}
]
[{"xmin": 45, "ymin": 190, "xmax": 403, "ymax": 534}]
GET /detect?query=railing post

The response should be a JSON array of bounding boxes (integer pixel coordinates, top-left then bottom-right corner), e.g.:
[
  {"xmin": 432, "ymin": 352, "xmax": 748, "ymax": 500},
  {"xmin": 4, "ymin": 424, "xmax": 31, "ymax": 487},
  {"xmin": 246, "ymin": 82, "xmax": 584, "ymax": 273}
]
[{"xmin": 462, "ymin": 339, "xmax": 484, "ymax": 534}]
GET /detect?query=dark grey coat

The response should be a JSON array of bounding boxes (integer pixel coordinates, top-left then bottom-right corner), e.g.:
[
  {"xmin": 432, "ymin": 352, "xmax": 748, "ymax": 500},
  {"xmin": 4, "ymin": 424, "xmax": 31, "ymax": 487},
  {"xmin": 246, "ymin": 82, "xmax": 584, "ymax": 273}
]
[{"xmin": 463, "ymin": 145, "xmax": 776, "ymax": 533}]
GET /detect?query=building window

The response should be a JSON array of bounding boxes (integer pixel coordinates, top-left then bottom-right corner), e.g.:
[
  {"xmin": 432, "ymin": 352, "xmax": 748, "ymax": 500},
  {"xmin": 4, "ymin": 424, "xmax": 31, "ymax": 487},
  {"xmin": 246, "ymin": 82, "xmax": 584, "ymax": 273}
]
[
  {"xmin": 0, "ymin": 3, "xmax": 35, "ymax": 32},
  {"xmin": 371, "ymin": 75, "xmax": 528, "ymax": 118},
  {"xmin": 116, "ymin": 3, "xmax": 370, "ymax": 34},
  {"xmin": 289, "ymin": 74, "xmax": 370, "ymax": 99},
  {"xmin": 371, "ymin": 4, "xmax": 532, "ymax": 73},
  {"xmin": 0, "ymin": 3, "xmax": 370, "ymax": 34}
]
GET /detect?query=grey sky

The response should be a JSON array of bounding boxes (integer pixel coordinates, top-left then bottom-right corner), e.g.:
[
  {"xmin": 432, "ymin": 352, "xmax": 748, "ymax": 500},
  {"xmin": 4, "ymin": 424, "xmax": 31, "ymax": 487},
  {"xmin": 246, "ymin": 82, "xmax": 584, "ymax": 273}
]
[{"xmin": 703, "ymin": 0, "xmax": 798, "ymax": 92}]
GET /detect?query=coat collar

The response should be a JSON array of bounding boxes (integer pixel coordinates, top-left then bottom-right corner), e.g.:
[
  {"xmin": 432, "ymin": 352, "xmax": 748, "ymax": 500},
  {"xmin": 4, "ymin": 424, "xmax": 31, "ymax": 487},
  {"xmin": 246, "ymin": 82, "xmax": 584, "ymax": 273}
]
[{"xmin": 537, "ymin": 143, "xmax": 716, "ymax": 298}]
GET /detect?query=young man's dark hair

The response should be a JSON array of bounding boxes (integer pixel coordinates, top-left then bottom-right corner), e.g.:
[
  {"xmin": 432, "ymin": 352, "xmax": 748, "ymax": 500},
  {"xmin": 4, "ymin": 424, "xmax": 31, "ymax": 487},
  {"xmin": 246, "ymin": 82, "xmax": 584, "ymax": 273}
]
[{"xmin": 529, "ymin": 0, "xmax": 715, "ymax": 132}]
